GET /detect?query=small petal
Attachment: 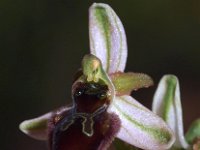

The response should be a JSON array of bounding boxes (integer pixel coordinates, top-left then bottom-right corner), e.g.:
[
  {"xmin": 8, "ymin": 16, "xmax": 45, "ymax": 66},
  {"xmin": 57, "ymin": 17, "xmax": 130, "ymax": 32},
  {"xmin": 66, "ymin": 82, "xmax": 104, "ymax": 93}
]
[
  {"xmin": 89, "ymin": 3, "xmax": 127, "ymax": 74},
  {"xmin": 110, "ymin": 72, "xmax": 153, "ymax": 96},
  {"xmin": 19, "ymin": 112, "xmax": 53, "ymax": 140},
  {"xmin": 152, "ymin": 75, "xmax": 189, "ymax": 149},
  {"xmin": 185, "ymin": 119, "xmax": 200, "ymax": 144},
  {"xmin": 109, "ymin": 95, "xmax": 175, "ymax": 150}
]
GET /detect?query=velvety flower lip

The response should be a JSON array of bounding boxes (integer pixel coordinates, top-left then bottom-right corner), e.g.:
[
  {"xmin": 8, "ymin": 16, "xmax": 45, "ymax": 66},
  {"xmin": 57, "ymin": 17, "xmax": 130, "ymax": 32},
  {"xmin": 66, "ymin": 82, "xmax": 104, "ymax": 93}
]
[
  {"xmin": 19, "ymin": 3, "xmax": 175, "ymax": 150},
  {"xmin": 152, "ymin": 75, "xmax": 200, "ymax": 149}
]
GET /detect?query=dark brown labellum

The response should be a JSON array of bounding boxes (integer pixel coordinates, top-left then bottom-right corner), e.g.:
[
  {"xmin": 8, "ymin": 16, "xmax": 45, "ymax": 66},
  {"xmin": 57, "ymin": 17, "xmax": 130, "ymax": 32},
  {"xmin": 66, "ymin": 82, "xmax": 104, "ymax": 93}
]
[
  {"xmin": 72, "ymin": 82, "xmax": 110, "ymax": 113},
  {"xmin": 48, "ymin": 82, "xmax": 120, "ymax": 150}
]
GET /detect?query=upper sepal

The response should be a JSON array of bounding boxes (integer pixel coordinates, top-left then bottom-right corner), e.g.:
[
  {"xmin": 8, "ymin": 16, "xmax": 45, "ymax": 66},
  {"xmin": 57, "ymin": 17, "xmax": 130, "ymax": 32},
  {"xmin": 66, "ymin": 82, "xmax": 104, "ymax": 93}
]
[
  {"xmin": 152, "ymin": 75, "xmax": 189, "ymax": 149},
  {"xmin": 109, "ymin": 95, "xmax": 175, "ymax": 150},
  {"xmin": 19, "ymin": 112, "xmax": 52, "ymax": 140},
  {"xmin": 89, "ymin": 3, "xmax": 127, "ymax": 74},
  {"xmin": 110, "ymin": 72, "xmax": 153, "ymax": 96}
]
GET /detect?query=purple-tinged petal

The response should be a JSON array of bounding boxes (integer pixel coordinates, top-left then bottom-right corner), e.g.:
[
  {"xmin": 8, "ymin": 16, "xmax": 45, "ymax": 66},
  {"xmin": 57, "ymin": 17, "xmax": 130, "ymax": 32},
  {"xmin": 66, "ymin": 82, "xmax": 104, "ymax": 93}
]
[
  {"xmin": 19, "ymin": 107, "xmax": 71, "ymax": 140},
  {"xmin": 19, "ymin": 112, "xmax": 53, "ymax": 140},
  {"xmin": 109, "ymin": 95, "xmax": 175, "ymax": 150},
  {"xmin": 110, "ymin": 72, "xmax": 153, "ymax": 96},
  {"xmin": 89, "ymin": 3, "xmax": 127, "ymax": 74},
  {"xmin": 152, "ymin": 75, "xmax": 189, "ymax": 149}
]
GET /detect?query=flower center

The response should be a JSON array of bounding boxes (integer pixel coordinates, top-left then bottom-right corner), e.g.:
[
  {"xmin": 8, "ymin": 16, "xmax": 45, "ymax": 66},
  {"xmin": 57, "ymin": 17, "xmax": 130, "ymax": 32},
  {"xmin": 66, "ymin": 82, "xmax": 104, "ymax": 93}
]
[{"xmin": 72, "ymin": 81, "xmax": 110, "ymax": 113}]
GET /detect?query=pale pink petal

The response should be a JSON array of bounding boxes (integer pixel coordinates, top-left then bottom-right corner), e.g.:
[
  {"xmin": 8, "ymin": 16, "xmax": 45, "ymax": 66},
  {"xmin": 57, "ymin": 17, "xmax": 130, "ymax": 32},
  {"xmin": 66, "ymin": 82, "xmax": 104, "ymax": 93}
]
[
  {"xmin": 89, "ymin": 3, "xmax": 127, "ymax": 73},
  {"xmin": 109, "ymin": 95, "xmax": 175, "ymax": 150},
  {"xmin": 152, "ymin": 75, "xmax": 189, "ymax": 149}
]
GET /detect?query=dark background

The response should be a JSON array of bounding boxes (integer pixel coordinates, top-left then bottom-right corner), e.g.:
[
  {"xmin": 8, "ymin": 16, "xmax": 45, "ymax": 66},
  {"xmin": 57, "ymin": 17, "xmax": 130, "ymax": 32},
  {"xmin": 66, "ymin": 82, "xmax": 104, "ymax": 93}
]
[{"xmin": 1, "ymin": 0, "xmax": 200, "ymax": 149}]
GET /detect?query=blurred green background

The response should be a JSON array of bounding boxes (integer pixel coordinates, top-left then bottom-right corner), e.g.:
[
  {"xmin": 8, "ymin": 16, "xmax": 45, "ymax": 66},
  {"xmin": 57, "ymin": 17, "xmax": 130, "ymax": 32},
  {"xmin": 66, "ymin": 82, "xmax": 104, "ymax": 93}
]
[{"xmin": 0, "ymin": 0, "xmax": 200, "ymax": 149}]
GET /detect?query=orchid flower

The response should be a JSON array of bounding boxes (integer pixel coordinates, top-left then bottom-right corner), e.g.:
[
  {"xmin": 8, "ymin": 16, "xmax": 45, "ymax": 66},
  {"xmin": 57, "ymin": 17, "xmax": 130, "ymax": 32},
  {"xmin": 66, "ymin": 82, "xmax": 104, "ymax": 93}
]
[
  {"xmin": 19, "ymin": 3, "xmax": 175, "ymax": 150},
  {"xmin": 152, "ymin": 75, "xmax": 200, "ymax": 150}
]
